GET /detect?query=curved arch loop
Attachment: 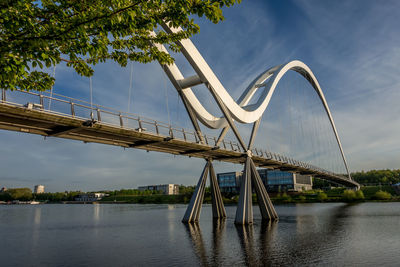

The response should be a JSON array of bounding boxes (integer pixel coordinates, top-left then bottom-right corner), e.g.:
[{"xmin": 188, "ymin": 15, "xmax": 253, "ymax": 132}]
[{"xmin": 154, "ymin": 24, "xmax": 351, "ymax": 179}]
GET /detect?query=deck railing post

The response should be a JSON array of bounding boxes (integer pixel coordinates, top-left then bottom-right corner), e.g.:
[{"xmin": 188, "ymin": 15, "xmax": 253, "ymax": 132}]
[
  {"xmin": 182, "ymin": 128, "xmax": 187, "ymax": 141},
  {"xmin": 39, "ymin": 95, "xmax": 44, "ymax": 109},
  {"xmin": 155, "ymin": 122, "xmax": 159, "ymax": 135},
  {"xmin": 119, "ymin": 114, "xmax": 124, "ymax": 127},
  {"xmin": 97, "ymin": 109, "xmax": 101, "ymax": 122},
  {"xmin": 1, "ymin": 89, "xmax": 5, "ymax": 102},
  {"xmin": 138, "ymin": 117, "xmax": 142, "ymax": 130},
  {"xmin": 70, "ymin": 102, "xmax": 75, "ymax": 117}
]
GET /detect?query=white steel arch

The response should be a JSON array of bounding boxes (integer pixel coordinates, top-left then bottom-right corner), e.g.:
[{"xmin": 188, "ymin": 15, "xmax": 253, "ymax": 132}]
[{"xmin": 154, "ymin": 24, "xmax": 351, "ymax": 179}]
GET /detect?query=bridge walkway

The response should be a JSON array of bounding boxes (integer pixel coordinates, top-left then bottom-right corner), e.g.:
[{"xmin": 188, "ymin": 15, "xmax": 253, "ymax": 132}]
[{"xmin": 0, "ymin": 89, "xmax": 359, "ymax": 188}]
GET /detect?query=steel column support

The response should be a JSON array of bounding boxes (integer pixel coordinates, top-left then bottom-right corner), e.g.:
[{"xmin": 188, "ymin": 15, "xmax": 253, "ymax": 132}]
[
  {"xmin": 209, "ymin": 161, "xmax": 226, "ymax": 219},
  {"xmin": 179, "ymin": 90, "xmax": 205, "ymax": 144},
  {"xmin": 207, "ymin": 83, "xmax": 247, "ymax": 151},
  {"xmin": 183, "ymin": 160, "xmax": 226, "ymax": 223},
  {"xmin": 182, "ymin": 161, "xmax": 209, "ymax": 223},
  {"xmin": 215, "ymin": 126, "xmax": 229, "ymax": 147},
  {"xmin": 235, "ymin": 157, "xmax": 278, "ymax": 224},
  {"xmin": 247, "ymin": 119, "xmax": 261, "ymax": 150},
  {"xmin": 235, "ymin": 157, "xmax": 253, "ymax": 224},
  {"xmin": 249, "ymin": 159, "xmax": 278, "ymax": 221}
]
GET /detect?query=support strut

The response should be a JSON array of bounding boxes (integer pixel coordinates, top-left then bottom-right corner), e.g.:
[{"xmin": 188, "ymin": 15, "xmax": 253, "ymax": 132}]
[
  {"xmin": 182, "ymin": 160, "xmax": 226, "ymax": 223},
  {"xmin": 209, "ymin": 162, "xmax": 227, "ymax": 219},
  {"xmin": 235, "ymin": 157, "xmax": 254, "ymax": 224},
  {"xmin": 249, "ymin": 159, "xmax": 278, "ymax": 220},
  {"xmin": 235, "ymin": 156, "xmax": 278, "ymax": 224}
]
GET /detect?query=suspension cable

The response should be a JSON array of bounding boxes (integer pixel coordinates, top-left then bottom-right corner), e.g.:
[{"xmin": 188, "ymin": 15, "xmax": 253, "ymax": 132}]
[
  {"xmin": 48, "ymin": 65, "xmax": 57, "ymax": 110},
  {"xmin": 163, "ymin": 72, "xmax": 171, "ymax": 125},
  {"xmin": 128, "ymin": 62, "xmax": 133, "ymax": 113},
  {"xmin": 90, "ymin": 76, "xmax": 93, "ymax": 119}
]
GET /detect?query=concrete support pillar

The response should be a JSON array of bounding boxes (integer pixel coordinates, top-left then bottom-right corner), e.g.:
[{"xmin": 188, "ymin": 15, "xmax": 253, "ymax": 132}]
[
  {"xmin": 249, "ymin": 159, "xmax": 278, "ymax": 221},
  {"xmin": 182, "ymin": 161, "xmax": 209, "ymax": 223},
  {"xmin": 182, "ymin": 160, "xmax": 226, "ymax": 223},
  {"xmin": 235, "ymin": 157, "xmax": 254, "ymax": 224},
  {"xmin": 209, "ymin": 162, "xmax": 226, "ymax": 219},
  {"xmin": 235, "ymin": 157, "xmax": 278, "ymax": 224}
]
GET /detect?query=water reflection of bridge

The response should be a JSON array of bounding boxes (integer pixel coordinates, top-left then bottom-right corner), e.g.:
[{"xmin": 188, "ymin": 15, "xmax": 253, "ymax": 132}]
[{"xmin": 184, "ymin": 204, "xmax": 355, "ymax": 266}]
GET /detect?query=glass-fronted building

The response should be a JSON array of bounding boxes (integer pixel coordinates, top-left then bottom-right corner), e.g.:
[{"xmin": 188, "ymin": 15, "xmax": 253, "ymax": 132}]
[
  {"xmin": 217, "ymin": 169, "xmax": 312, "ymax": 193},
  {"xmin": 216, "ymin": 172, "xmax": 242, "ymax": 193}
]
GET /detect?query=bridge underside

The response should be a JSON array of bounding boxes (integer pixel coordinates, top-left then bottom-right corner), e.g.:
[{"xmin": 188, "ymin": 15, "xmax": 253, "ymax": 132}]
[{"xmin": 0, "ymin": 103, "xmax": 359, "ymax": 188}]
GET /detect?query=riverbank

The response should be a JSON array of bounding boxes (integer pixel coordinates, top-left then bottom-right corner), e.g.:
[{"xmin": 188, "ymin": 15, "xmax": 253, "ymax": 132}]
[
  {"xmin": 97, "ymin": 185, "xmax": 399, "ymax": 204},
  {"xmin": 2, "ymin": 185, "xmax": 398, "ymax": 205}
]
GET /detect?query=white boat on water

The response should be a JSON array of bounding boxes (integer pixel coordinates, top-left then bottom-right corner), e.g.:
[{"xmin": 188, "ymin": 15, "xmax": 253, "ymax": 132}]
[{"xmin": 30, "ymin": 201, "xmax": 40, "ymax": 205}]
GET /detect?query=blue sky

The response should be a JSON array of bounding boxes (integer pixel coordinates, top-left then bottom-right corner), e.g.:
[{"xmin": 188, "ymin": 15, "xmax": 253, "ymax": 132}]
[{"xmin": 1, "ymin": 0, "xmax": 400, "ymax": 192}]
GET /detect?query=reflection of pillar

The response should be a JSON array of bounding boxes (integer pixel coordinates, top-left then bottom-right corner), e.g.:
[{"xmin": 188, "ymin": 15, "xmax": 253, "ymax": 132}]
[
  {"xmin": 183, "ymin": 160, "xmax": 226, "ymax": 223},
  {"xmin": 235, "ymin": 157, "xmax": 253, "ymax": 224},
  {"xmin": 34, "ymin": 207, "xmax": 41, "ymax": 225},
  {"xmin": 185, "ymin": 219, "xmax": 226, "ymax": 266},
  {"xmin": 185, "ymin": 223, "xmax": 208, "ymax": 266},
  {"xmin": 235, "ymin": 157, "xmax": 278, "ymax": 224},
  {"xmin": 259, "ymin": 220, "xmax": 278, "ymax": 265},
  {"xmin": 235, "ymin": 224, "xmax": 257, "ymax": 266},
  {"xmin": 93, "ymin": 204, "xmax": 100, "ymax": 222},
  {"xmin": 211, "ymin": 219, "xmax": 226, "ymax": 266}
]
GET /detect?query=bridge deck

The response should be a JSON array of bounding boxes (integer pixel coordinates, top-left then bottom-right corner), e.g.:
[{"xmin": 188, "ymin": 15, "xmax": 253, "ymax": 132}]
[{"xmin": 0, "ymin": 90, "xmax": 359, "ymax": 188}]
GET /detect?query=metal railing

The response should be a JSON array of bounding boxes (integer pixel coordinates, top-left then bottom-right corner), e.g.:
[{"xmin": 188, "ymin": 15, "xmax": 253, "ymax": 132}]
[{"xmin": 0, "ymin": 89, "xmax": 352, "ymax": 181}]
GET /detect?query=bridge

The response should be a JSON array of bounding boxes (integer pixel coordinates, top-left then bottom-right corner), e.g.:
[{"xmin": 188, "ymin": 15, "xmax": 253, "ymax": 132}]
[{"xmin": 0, "ymin": 23, "xmax": 359, "ymax": 225}]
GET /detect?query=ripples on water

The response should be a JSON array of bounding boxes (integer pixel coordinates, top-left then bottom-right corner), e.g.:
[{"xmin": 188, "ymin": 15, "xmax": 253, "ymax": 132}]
[{"xmin": 1, "ymin": 203, "xmax": 399, "ymax": 266}]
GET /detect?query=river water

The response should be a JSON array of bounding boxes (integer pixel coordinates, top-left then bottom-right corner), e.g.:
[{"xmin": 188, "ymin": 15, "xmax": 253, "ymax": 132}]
[{"xmin": 1, "ymin": 202, "xmax": 399, "ymax": 266}]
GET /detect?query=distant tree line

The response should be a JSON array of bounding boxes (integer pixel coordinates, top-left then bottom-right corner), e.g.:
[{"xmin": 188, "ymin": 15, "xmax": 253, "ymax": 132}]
[
  {"xmin": 351, "ymin": 169, "xmax": 400, "ymax": 185},
  {"xmin": 33, "ymin": 191, "xmax": 82, "ymax": 201},
  {"xmin": 0, "ymin": 189, "xmax": 82, "ymax": 202},
  {"xmin": 0, "ymin": 188, "xmax": 33, "ymax": 201},
  {"xmin": 313, "ymin": 169, "xmax": 400, "ymax": 187},
  {"xmin": 0, "ymin": 185, "xmax": 197, "ymax": 202},
  {"xmin": 3, "ymin": 170, "xmax": 398, "ymax": 202}
]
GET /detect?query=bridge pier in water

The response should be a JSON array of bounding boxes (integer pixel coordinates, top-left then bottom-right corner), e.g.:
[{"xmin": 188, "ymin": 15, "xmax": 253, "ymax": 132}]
[
  {"xmin": 235, "ymin": 157, "xmax": 278, "ymax": 225},
  {"xmin": 182, "ymin": 159, "xmax": 226, "ymax": 223},
  {"xmin": 182, "ymin": 157, "xmax": 278, "ymax": 224}
]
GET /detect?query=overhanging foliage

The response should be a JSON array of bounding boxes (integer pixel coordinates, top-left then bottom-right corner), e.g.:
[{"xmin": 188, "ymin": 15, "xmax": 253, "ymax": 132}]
[{"xmin": 0, "ymin": 0, "xmax": 240, "ymax": 91}]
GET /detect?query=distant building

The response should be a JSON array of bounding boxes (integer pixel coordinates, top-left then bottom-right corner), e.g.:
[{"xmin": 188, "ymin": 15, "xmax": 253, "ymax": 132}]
[
  {"xmin": 34, "ymin": 185, "xmax": 45, "ymax": 194},
  {"xmin": 217, "ymin": 172, "xmax": 242, "ymax": 193},
  {"xmin": 265, "ymin": 170, "xmax": 312, "ymax": 192},
  {"xmin": 75, "ymin": 193, "xmax": 108, "ymax": 202},
  {"xmin": 217, "ymin": 169, "xmax": 312, "ymax": 193},
  {"xmin": 138, "ymin": 184, "xmax": 179, "ymax": 195}
]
